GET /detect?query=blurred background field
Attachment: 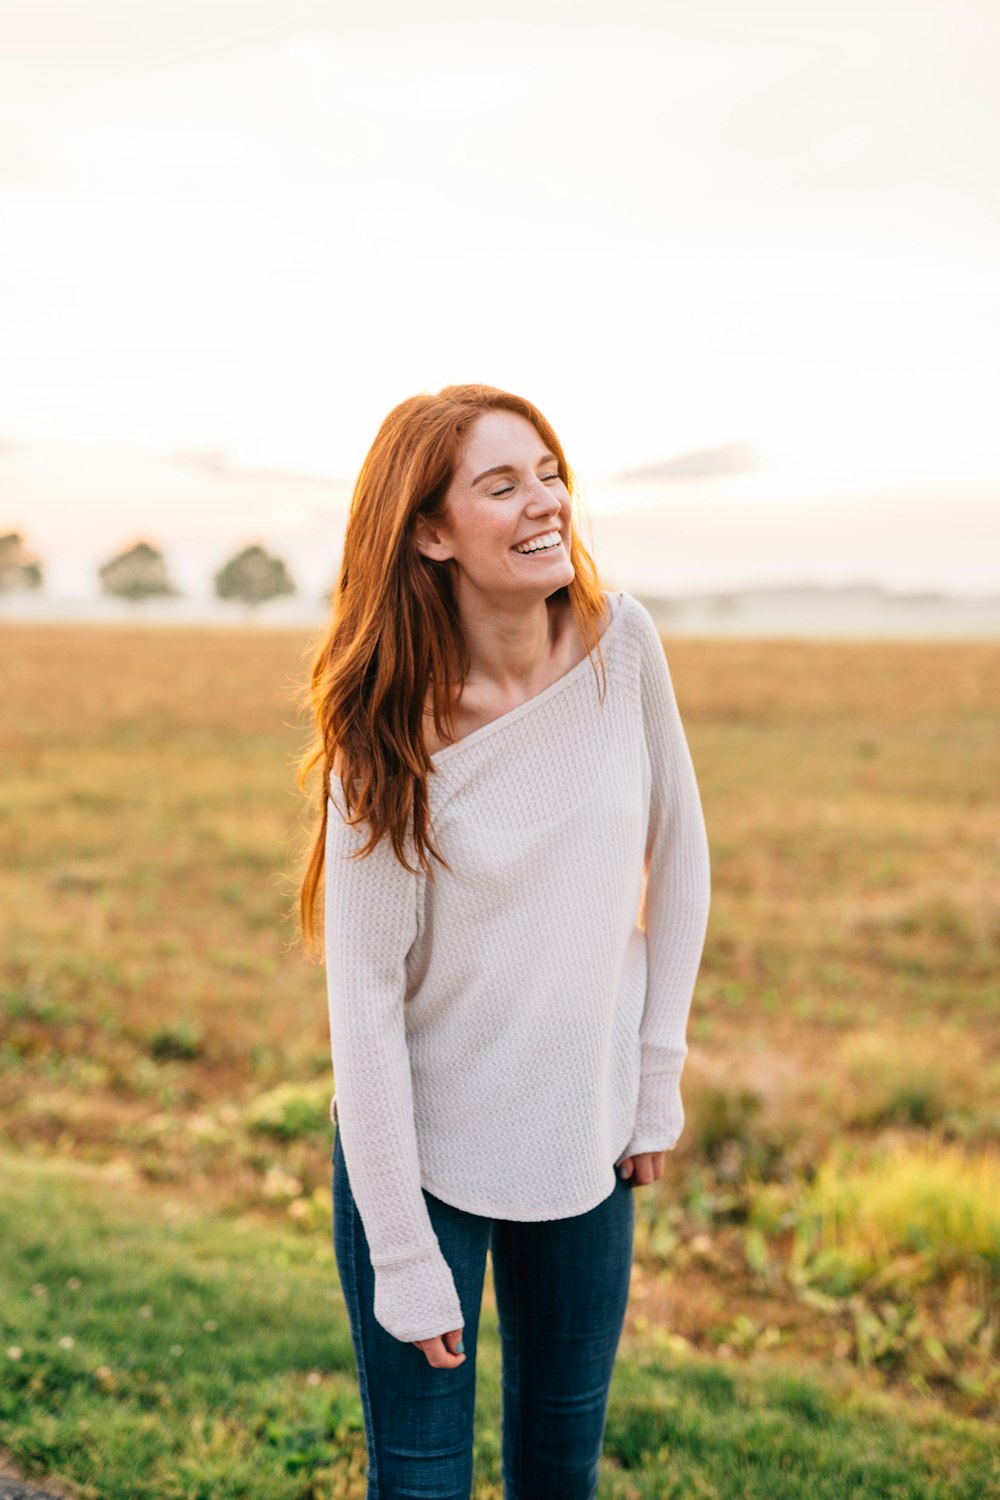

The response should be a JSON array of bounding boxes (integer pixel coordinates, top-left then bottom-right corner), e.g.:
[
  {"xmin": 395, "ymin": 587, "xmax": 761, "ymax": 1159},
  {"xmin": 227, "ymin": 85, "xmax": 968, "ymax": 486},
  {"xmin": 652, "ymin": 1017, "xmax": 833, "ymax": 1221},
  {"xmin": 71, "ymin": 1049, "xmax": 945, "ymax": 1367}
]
[
  {"xmin": 1, "ymin": 620, "xmax": 998, "ymax": 1498},
  {"xmin": 5, "ymin": 0, "xmax": 1000, "ymax": 1490}
]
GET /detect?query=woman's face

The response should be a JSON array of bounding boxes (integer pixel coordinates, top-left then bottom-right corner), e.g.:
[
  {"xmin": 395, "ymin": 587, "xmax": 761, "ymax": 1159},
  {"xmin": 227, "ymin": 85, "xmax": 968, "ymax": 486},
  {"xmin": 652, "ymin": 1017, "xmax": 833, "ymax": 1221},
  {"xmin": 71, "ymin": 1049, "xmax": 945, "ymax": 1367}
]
[{"xmin": 416, "ymin": 409, "xmax": 575, "ymax": 599}]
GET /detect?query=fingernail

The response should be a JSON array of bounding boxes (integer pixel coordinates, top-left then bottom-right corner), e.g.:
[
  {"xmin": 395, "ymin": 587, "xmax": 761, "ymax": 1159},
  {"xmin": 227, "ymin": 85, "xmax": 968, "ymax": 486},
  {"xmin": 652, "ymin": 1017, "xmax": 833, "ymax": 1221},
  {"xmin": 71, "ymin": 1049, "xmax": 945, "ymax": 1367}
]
[
  {"xmin": 618, "ymin": 1165, "xmax": 629, "ymax": 1179},
  {"xmin": 455, "ymin": 1338, "xmax": 464, "ymax": 1353}
]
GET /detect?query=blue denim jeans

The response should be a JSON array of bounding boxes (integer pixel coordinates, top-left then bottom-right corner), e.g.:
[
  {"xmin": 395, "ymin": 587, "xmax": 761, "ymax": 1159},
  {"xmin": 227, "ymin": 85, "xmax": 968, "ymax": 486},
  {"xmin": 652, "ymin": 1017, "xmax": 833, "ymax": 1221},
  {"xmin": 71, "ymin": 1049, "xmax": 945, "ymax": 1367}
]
[{"xmin": 332, "ymin": 1124, "xmax": 635, "ymax": 1499}]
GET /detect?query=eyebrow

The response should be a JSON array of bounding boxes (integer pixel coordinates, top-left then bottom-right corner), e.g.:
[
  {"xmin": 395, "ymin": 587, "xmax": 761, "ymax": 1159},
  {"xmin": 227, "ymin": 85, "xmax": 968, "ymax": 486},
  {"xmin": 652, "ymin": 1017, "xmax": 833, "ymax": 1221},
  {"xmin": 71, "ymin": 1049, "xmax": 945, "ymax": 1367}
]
[{"xmin": 470, "ymin": 452, "xmax": 560, "ymax": 487}]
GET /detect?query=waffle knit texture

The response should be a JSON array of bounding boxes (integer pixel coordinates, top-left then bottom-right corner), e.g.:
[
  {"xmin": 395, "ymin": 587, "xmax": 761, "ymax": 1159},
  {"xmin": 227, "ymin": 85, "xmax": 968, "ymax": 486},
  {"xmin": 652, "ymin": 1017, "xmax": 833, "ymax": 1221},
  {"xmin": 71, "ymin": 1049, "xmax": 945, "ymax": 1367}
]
[{"xmin": 323, "ymin": 590, "xmax": 711, "ymax": 1343}]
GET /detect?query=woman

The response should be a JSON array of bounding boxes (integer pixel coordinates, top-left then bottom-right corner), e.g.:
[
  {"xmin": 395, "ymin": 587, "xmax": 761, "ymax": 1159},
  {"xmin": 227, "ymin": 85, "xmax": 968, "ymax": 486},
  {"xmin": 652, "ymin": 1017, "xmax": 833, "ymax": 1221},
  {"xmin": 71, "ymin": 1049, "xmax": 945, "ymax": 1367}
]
[{"xmin": 297, "ymin": 383, "xmax": 711, "ymax": 1498}]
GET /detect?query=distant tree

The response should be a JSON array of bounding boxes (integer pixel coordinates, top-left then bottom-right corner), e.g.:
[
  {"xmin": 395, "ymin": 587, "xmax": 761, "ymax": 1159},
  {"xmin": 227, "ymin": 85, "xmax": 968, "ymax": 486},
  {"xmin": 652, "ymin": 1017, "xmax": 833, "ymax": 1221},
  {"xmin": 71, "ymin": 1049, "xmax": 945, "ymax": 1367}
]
[
  {"xmin": 214, "ymin": 544, "xmax": 296, "ymax": 609},
  {"xmin": 0, "ymin": 531, "xmax": 43, "ymax": 592},
  {"xmin": 99, "ymin": 540, "xmax": 180, "ymax": 601}
]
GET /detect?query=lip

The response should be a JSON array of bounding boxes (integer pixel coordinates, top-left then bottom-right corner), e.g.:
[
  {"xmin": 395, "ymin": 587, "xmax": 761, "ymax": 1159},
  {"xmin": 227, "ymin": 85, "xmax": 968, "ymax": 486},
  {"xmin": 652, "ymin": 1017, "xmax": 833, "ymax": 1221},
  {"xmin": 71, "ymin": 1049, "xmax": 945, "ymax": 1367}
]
[{"xmin": 511, "ymin": 528, "xmax": 562, "ymax": 551}]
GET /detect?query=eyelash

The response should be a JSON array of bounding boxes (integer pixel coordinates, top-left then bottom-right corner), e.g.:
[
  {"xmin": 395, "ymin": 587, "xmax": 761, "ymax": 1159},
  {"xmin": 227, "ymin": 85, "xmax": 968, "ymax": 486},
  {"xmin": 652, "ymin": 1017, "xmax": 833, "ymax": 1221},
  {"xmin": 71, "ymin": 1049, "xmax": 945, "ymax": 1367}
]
[{"xmin": 490, "ymin": 474, "xmax": 561, "ymax": 498}]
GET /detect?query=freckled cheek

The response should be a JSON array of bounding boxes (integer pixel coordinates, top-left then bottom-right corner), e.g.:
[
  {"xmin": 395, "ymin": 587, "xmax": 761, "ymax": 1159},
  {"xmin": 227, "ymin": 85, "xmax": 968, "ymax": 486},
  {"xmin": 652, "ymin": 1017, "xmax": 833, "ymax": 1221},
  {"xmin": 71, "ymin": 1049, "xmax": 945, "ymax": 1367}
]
[
  {"xmin": 493, "ymin": 525, "xmax": 515, "ymax": 550},
  {"xmin": 466, "ymin": 514, "xmax": 515, "ymax": 555}
]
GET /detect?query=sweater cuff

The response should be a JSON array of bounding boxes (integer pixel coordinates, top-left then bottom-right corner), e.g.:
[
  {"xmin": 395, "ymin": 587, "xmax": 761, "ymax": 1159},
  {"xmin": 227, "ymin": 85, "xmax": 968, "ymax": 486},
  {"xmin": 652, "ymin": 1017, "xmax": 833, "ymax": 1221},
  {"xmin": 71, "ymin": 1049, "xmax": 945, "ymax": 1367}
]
[
  {"xmin": 372, "ymin": 1241, "xmax": 465, "ymax": 1345},
  {"xmin": 622, "ymin": 1068, "xmax": 686, "ymax": 1158}
]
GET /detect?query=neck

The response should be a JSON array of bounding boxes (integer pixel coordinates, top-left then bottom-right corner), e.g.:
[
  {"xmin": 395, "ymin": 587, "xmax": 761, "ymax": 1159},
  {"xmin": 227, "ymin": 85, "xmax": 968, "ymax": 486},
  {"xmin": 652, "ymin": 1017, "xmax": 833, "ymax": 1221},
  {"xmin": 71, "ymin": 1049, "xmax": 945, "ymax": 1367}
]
[{"xmin": 452, "ymin": 590, "xmax": 562, "ymax": 694}]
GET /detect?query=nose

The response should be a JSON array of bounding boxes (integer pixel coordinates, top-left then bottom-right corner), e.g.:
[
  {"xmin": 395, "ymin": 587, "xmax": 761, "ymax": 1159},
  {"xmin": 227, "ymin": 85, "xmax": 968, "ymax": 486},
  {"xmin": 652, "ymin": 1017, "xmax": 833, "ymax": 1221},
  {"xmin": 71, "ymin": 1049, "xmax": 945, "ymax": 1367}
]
[{"xmin": 526, "ymin": 475, "xmax": 561, "ymax": 516}]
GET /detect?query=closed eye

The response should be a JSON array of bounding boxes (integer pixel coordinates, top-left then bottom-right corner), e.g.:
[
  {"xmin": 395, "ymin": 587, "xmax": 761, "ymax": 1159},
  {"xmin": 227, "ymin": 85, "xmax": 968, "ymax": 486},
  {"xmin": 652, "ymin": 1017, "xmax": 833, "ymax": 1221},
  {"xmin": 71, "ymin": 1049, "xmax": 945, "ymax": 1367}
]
[{"xmin": 490, "ymin": 474, "xmax": 561, "ymax": 497}]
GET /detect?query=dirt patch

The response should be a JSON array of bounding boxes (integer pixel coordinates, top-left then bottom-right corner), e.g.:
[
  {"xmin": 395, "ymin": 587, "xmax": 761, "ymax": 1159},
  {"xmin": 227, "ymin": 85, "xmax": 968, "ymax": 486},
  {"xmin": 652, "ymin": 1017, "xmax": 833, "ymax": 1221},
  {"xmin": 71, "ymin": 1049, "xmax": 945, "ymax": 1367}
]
[{"xmin": 0, "ymin": 1453, "xmax": 80, "ymax": 1500}]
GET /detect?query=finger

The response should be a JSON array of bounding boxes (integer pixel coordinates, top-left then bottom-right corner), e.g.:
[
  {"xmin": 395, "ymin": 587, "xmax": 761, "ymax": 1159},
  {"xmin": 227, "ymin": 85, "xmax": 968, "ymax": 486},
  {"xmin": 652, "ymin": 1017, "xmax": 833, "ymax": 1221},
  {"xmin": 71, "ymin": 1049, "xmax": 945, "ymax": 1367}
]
[
  {"xmin": 431, "ymin": 1339, "xmax": 465, "ymax": 1367},
  {"xmin": 634, "ymin": 1151, "xmax": 666, "ymax": 1185},
  {"xmin": 416, "ymin": 1331, "xmax": 466, "ymax": 1368}
]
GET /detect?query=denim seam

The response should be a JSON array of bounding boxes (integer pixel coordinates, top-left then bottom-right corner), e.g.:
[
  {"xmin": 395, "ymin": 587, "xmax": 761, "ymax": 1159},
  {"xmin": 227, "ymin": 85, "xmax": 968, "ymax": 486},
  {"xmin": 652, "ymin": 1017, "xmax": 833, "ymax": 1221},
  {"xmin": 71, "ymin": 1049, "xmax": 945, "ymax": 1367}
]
[
  {"xmin": 342, "ymin": 1147, "xmax": 380, "ymax": 1496},
  {"xmin": 504, "ymin": 1232, "xmax": 524, "ymax": 1500}
]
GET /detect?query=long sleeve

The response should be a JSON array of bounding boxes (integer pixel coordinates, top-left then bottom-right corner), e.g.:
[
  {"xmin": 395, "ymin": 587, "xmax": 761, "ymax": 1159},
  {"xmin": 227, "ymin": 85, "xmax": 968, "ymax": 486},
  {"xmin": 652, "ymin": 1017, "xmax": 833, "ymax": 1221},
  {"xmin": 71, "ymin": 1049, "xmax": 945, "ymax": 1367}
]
[
  {"xmin": 324, "ymin": 776, "xmax": 464, "ymax": 1343},
  {"xmin": 622, "ymin": 611, "xmax": 711, "ymax": 1158}
]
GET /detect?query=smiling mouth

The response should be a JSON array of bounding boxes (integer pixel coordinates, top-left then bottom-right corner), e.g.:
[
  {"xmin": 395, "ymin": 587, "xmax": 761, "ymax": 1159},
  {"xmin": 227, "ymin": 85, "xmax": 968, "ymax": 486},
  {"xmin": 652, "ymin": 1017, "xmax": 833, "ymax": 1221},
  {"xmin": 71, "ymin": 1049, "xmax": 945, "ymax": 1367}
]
[{"xmin": 511, "ymin": 533, "xmax": 563, "ymax": 556}]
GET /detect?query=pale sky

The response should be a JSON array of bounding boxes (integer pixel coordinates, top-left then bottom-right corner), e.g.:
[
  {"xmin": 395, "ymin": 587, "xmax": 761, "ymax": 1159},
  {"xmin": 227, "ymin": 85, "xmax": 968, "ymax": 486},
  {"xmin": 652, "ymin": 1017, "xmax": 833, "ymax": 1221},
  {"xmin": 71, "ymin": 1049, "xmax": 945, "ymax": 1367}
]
[{"xmin": 1, "ymin": 0, "xmax": 998, "ymax": 594}]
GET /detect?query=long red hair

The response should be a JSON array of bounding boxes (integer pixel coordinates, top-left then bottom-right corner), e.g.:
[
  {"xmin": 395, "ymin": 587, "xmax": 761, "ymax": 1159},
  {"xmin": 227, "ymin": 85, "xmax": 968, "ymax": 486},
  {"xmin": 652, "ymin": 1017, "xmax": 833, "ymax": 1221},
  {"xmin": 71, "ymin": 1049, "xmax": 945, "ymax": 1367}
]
[{"xmin": 293, "ymin": 383, "xmax": 610, "ymax": 957}]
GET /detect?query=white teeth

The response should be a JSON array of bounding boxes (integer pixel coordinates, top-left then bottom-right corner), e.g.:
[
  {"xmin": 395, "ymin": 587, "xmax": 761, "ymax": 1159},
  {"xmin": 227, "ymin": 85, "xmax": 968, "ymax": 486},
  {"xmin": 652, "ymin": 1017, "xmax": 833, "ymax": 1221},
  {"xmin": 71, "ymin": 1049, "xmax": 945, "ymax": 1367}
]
[{"xmin": 514, "ymin": 531, "xmax": 561, "ymax": 554}]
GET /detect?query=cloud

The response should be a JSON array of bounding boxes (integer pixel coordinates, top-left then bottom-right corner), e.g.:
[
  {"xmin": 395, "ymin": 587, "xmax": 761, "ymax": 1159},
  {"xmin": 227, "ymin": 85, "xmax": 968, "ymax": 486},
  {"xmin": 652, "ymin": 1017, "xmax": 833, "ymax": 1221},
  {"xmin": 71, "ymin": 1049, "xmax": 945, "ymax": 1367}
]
[
  {"xmin": 616, "ymin": 442, "xmax": 759, "ymax": 483},
  {"xmin": 169, "ymin": 448, "xmax": 340, "ymax": 489}
]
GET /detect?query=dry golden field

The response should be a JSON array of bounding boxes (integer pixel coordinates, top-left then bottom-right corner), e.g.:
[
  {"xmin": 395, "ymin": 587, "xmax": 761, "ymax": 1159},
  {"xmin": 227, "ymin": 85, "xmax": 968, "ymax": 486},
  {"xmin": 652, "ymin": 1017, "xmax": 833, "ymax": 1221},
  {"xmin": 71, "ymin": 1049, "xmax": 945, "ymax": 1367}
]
[{"xmin": 2, "ymin": 620, "xmax": 999, "ymax": 1468}]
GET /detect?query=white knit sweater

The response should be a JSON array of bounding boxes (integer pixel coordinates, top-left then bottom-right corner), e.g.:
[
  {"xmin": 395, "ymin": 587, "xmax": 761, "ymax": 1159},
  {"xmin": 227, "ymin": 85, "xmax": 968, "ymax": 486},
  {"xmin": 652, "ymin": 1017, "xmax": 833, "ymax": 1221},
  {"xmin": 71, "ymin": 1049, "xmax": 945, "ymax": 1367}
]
[{"xmin": 324, "ymin": 590, "xmax": 711, "ymax": 1343}]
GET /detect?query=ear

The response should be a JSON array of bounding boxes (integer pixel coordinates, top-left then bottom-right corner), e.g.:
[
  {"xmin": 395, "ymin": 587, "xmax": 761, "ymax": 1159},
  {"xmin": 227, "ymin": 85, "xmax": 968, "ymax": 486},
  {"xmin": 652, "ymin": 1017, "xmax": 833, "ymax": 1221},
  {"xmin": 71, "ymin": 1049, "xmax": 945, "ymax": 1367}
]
[{"xmin": 413, "ymin": 513, "xmax": 455, "ymax": 563}]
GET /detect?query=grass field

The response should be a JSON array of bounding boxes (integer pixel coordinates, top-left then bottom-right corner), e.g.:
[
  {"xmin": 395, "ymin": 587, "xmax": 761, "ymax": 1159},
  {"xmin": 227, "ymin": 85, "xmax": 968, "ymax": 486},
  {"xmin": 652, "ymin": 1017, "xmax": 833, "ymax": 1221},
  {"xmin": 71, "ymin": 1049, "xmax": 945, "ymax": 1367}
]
[{"xmin": 1, "ymin": 621, "xmax": 998, "ymax": 1498}]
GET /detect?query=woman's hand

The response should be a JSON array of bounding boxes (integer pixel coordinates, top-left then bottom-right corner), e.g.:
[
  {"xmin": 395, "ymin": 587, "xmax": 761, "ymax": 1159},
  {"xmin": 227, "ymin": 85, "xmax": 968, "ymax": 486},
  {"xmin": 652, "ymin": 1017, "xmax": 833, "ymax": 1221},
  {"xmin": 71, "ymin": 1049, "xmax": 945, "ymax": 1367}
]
[
  {"xmin": 412, "ymin": 1157, "xmax": 668, "ymax": 1369},
  {"xmin": 413, "ymin": 1328, "xmax": 466, "ymax": 1368},
  {"xmin": 617, "ymin": 1150, "xmax": 666, "ymax": 1185}
]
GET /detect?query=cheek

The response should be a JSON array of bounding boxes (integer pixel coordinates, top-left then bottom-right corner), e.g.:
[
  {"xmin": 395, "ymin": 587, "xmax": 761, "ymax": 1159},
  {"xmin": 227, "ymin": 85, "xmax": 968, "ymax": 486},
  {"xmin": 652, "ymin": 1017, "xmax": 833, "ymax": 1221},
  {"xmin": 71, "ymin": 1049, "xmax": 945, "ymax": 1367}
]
[
  {"xmin": 467, "ymin": 516, "xmax": 516, "ymax": 563},
  {"xmin": 488, "ymin": 518, "xmax": 516, "ymax": 549},
  {"xmin": 462, "ymin": 509, "xmax": 508, "ymax": 550}
]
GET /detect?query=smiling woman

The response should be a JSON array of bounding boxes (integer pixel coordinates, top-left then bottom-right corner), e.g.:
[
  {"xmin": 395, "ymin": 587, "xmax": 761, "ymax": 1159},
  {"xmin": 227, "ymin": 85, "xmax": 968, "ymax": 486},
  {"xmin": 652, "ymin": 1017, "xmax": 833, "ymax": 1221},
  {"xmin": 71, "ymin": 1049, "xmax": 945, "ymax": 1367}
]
[
  {"xmin": 411, "ymin": 406, "xmax": 604, "ymax": 749},
  {"xmin": 411, "ymin": 409, "xmax": 579, "ymax": 686},
  {"xmin": 293, "ymin": 382, "xmax": 711, "ymax": 1498},
  {"xmin": 295, "ymin": 386, "xmax": 609, "ymax": 873}
]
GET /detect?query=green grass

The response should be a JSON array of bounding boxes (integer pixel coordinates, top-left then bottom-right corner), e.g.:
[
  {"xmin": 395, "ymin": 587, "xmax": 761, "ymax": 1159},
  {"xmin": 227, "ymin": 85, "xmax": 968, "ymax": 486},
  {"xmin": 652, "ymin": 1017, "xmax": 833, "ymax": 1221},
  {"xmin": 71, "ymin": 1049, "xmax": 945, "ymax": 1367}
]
[
  {"xmin": 3, "ymin": 626, "xmax": 1000, "ymax": 1492},
  {"xmin": 2, "ymin": 1153, "xmax": 997, "ymax": 1500},
  {"xmin": 797, "ymin": 1141, "xmax": 1000, "ymax": 1285},
  {"xmin": 0, "ymin": 1154, "xmax": 367, "ymax": 1498}
]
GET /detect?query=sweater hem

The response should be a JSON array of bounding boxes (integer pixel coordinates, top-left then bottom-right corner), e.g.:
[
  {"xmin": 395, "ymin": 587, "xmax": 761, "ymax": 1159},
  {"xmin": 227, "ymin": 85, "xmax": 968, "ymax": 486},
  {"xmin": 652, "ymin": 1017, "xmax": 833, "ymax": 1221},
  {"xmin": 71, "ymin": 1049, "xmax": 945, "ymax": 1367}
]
[
  {"xmin": 382, "ymin": 1319, "xmax": 465, "ymax": 1344},
  {"xmin": 418, "ymin": 1165, "xmax": 620, "ymax": 1221}
]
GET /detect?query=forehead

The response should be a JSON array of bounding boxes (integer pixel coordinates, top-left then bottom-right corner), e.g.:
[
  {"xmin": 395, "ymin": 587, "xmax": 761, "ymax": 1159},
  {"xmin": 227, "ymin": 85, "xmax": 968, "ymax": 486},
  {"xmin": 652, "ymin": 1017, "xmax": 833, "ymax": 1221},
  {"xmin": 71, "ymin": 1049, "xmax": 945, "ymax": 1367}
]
[{"xmin": 455, "ymin": 410, "xmax": 546, "ymax": 475}]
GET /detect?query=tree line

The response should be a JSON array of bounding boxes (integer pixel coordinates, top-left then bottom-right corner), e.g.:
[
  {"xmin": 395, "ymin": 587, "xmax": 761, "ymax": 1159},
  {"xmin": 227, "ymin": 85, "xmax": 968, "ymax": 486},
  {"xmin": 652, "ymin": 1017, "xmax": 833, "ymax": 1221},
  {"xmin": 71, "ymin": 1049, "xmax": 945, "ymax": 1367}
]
[{"xmin": 0, "ymin": 533, "xmax": 303, "ymax": 608}]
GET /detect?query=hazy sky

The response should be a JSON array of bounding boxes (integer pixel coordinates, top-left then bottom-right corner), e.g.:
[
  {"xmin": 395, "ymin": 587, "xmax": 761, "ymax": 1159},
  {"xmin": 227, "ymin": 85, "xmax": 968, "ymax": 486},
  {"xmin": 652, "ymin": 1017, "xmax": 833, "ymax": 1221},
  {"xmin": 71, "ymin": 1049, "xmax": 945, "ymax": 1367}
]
[{"xmin": 1, "ymin": 0, "xmax": 998, "ymax": 591}]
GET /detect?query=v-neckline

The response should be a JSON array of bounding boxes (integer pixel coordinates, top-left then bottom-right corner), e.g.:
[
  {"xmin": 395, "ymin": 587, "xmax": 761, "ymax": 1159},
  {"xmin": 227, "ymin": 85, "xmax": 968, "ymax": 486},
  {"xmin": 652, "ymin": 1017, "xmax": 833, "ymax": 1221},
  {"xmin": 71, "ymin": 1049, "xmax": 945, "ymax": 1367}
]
[{"xmin": 429, "ymin": 592, "xmax": 627, "ymax": 767}]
